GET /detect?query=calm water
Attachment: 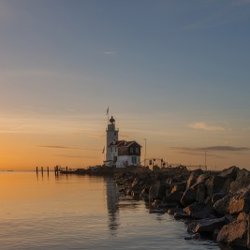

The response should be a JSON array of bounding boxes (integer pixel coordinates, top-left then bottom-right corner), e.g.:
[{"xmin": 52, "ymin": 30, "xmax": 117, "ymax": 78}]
[{"xmin": 0, "ymin": 172, "xmax": 220, "ymax": 250}]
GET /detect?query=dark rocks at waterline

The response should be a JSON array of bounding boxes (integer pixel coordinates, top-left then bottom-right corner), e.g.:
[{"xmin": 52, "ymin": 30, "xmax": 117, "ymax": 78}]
[
  {"xmin": 187, "ymin": 216, "xmax": 229, "ymax": 235},
  {"xmin": 183, "ymin": 202, "xmax": 215, "ymax": 220},
  {"xmin": 217, "ymin": 217, "xmax": 249, "ymax": 248},
  {"xmin": 114, "ymin": 166, "xmax": 250, "ymax": 249},
  {"xmin": 174, "ymin": 209, "xmax": 190, "ymax": 220}
]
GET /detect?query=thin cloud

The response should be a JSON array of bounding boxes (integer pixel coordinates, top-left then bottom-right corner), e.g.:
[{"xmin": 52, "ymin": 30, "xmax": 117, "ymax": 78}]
[
  {"xmin": 200, "ymin": 146, "xmax": 250, "ymax": 152},
  {"xmin": 171, "ymin": 146, "xmax": 250, "ymax": 152},
  {"xmin": 176, "ymin": 150, "xmax": 225, "ymax": 159},
  {"xmin": 170, "ymin": 147, "xmax": 194, "ymax": 152},
  {"xmin": 38, "ymin": 145, "xmax": 101, "ymax": 152},
  {"xmin": 54, "ymin": 154, "xmax": 97, "ymax": 159},
  {"xmin": 39, "ymin": 145, "xmax": 80, "ymax": 150},
  {"xmin": 189, "ymin": 122, "xmax": 225, "ymax": 131},
  {"xmin": 104, "ymin": 50, "xmax": 116, "ymax": 55}
]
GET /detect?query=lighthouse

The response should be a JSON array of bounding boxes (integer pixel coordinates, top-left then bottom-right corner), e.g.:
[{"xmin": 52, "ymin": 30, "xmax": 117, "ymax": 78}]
[
  {"xmin": 104, "ymin": 115, "xmax": 141, "ymax": 168},
  {"xmin": 105, "ymin": 116, "xmax": 119, "ymax": 166}
]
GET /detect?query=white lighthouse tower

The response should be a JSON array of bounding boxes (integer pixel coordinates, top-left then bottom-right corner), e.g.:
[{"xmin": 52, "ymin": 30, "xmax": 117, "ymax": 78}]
[{"xmin": 105, "ymin": 116, "xmax": 119, "ymax": 166}]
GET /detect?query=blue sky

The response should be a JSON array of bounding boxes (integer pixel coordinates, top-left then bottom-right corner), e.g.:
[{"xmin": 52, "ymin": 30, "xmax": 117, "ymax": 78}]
[{"xmin": 0, "ymin": 0, "xmax": 250, "ymax": 169}]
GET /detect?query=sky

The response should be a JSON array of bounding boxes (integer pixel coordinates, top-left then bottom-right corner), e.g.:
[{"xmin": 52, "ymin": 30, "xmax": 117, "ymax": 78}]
[{"xmin": 0, "ymin": 0, "xmax": 250, "ymax": 170}]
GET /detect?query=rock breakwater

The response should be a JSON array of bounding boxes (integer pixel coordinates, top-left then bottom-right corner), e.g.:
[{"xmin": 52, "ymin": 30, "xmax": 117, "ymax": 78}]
[{"xmin": 114, "ymin": 166, "xmax": 250, "ymax": 249}]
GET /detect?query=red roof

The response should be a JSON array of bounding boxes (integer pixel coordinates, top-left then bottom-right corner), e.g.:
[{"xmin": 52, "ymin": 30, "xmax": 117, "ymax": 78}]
[{"xmin": 116, "ymin": 140, "xmax": 141, "ymax": 148}]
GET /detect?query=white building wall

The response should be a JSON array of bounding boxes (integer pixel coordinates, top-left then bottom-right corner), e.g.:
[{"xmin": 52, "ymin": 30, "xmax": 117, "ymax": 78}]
[
  {"xmin": 110, "ymin": 145, "xmax": 118, "ymax": 161},
  {"xmin": 105, "ymin": 145, "xmax": 118, "ymax": 167},
  {"xmin": 116, "ymin": 155, "xmax": 140, "ymax": 168}
]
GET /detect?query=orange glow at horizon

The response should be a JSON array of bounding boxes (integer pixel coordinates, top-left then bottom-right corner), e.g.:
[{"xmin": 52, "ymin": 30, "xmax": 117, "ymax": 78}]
[
  {"xmin": 0, "ymin": 132, "xmax": 104, "ymax": 170},
  {"xmin": 0, "ymin": 130, "xmax": 249, "ymax": 171},
  {"xmin": 0, "ymin": 113, "xmax": 249, "ymax": 170}
]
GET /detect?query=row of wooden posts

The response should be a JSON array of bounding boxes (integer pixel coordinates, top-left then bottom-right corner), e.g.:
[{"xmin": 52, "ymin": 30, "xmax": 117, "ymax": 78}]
[{"xmin": 35, "ymin": 166, "xmax": 61, "ymax": 175}]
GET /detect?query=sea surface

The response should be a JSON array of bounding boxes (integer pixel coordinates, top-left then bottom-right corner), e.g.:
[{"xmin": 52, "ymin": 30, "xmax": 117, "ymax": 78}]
[{"xmin": 0, "ymin": 172, "xmax": 221, "ymax": 250}]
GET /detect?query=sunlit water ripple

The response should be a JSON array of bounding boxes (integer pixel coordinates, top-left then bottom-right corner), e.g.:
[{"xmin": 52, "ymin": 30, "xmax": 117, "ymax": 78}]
[{"xmin": 0, "ymin": 172, "xmax": 221, "ymax": 249}]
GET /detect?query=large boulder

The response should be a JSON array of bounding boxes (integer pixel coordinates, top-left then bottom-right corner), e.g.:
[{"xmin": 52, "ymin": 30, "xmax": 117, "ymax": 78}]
[
  {"xmin": 149, "ymin": 180, "xmax": 167, "ymax": 201},
  {"xmin": 171, "ymin": 182, "xmax": 187, "ymax": 193},
  {"xmin": 181, "ymin": 171, "xmax": 209, "ymax": 207},
  {"xmin": 181, "ymin": 182, "xmax": 207, "ymax": 207},
  {"xmin": 131, "ymin": 176, "xmax": 146, "ymax": 198},
  {"xmin": 195, "ymin": 183, "xmax": 207, "ymax": 203},
  {"xmin": 219, "ymin": 166, "xmax": 239, "ymax": 179},
  {"xmin": 183, "ymin": 202, "xmax": 214, "ymax": 219},
  {"xmin": 211, "ymin": 192, "xmax": 226, "ymax": 204},
  {"xmin": 230, "ymin": 168, "xmax": 250, "ymax": 192},
  {"xmin": 213, "ymin": 187, "xmax": 250, "ymax": 215},
  {"xmin": 166, "ymin": 182, "xmax": 186, "ymax": 203},
  {"xmin": 196, "ymin": 173, "xmax": 211, "ymax": 184},
  {"xmin": 139, "ymin": 187, "xmax": 150, "ymax": 201},
  {"xmin": 228, "ymin": 187, "xmax": 250, "ymax": 215},
  {"xmin": 188, "ymin": 216, "xmax": 228, "ymax": 235},
  {"xmin": 213, "ymin": 195, "xmax": 231, "ymax": 215},
  {"xmin": 237, "ymin": 212, "xmax": 249, "ymax": 222},
  {"xmin": 216, "ymin": 218, "xmax": 248, "ymax": 248},
  {"xmin": 149, "ymin": 180, "xmax": 161, "ymax": 201},
  {"xmin": 181, "ymin": 187, "xmax": 196, "ymax": 207},
  {"xmin": 206, "ymin": 175, "xmax": 230, "ymax": 198},
  {"xmin": 205, "ymin": 167, "xmax": 241, "ymax": 198},
  {"xmin": 186, "ymin": 169, "xmax": 203, "ymax": 189},
  {"xmin": 166, "ymin": 190, "xmax": 183, "ymax": 203}
]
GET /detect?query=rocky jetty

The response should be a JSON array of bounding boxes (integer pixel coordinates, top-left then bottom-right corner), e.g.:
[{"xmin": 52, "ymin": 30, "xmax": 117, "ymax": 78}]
[{"xmin": 114, "ymin": 166, "xmax": 250, "ymax": 249}]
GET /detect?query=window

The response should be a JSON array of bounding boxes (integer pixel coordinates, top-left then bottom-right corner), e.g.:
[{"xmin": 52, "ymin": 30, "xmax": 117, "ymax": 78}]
[
  {"xmin": 130, "ymin": 147, "xmax": 134, "ymax": 154},
  {"xmin": 132, "ymin": 156, "xmax": 137, "ymax": 164},
  {"xmin": 135, "ymin": 147, "xmax": 139, "ymax": 154}
]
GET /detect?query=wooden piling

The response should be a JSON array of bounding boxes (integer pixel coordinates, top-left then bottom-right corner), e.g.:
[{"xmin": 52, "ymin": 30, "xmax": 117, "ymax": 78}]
[{"xmin": 54, "ymin": 165, "xmax": 59, "ymax": 176}]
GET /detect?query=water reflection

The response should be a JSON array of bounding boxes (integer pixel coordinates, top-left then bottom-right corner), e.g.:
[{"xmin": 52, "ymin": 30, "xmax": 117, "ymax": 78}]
[
  {"xmin": 105, "ymin": 177, "xmax": 143, "ymax": 235},
  {"xmin": 0, "ymin": 172, "xmax": 222, "ymax": 250},
  {"xmin": 105, "ymin": 177, "xmax": 119, "ymax": 235},
  {"xmin": 35, "ymin": 170, "xmax": 50, "ymax": 181}
]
